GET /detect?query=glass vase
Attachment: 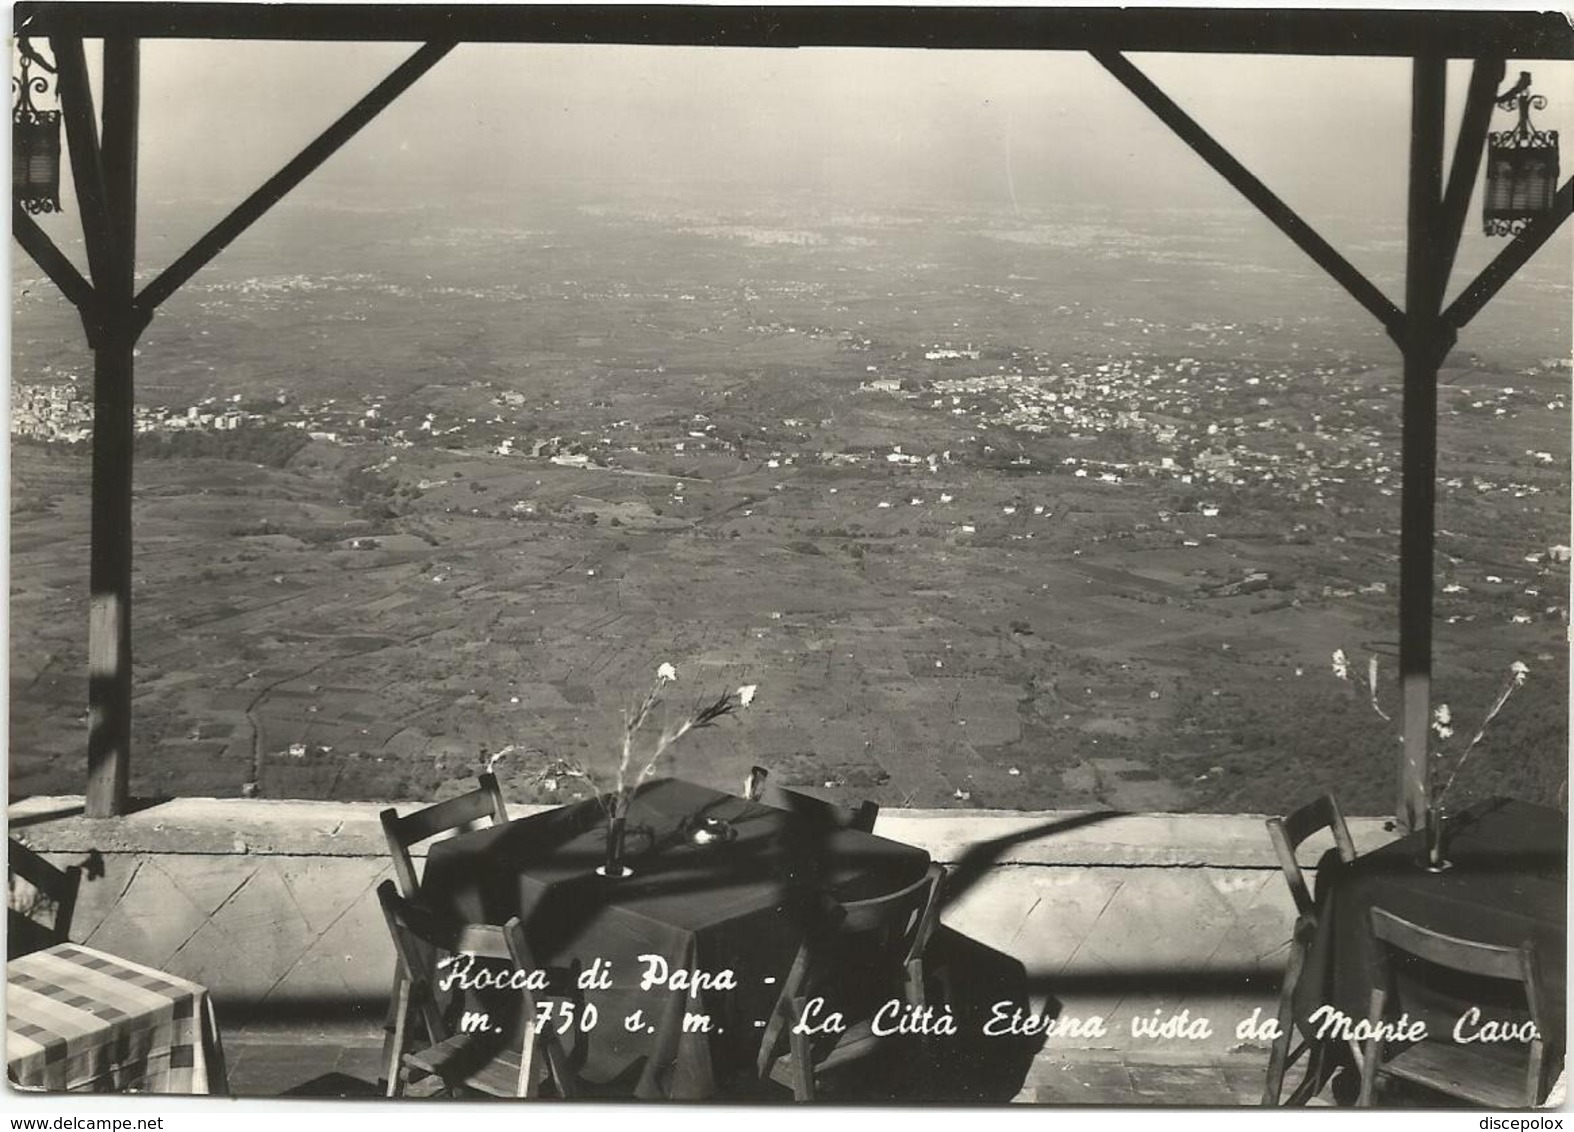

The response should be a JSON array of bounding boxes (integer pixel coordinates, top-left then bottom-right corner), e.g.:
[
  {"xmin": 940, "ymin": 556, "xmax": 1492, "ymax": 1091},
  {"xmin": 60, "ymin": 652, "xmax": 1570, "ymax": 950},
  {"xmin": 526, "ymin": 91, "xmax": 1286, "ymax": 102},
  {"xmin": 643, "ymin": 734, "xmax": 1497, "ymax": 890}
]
[
  {"xmin": 598, "ymin": 813, "xmax": 633, "ymax": 878},
  {"xmin": 1419, "ymin": 805, "xmax": 1451, "ymax": 872}
]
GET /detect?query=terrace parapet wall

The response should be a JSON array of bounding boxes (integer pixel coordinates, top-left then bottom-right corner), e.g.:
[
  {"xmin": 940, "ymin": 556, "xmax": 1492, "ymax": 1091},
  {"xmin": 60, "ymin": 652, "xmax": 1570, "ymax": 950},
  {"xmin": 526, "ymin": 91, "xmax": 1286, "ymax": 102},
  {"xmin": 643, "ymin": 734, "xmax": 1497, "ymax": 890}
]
[{"xmin": 8, "ymin": 796, "xmax": 1396, "ymax": 1053}]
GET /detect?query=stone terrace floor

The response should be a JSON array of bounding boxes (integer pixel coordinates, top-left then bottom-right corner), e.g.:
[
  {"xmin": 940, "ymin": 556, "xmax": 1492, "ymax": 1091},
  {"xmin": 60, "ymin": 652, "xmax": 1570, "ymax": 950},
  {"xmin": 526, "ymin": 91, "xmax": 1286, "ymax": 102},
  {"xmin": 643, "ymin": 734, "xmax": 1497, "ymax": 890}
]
[{"xmin": 225, "ymin": 1031, "xmax": 1295, "ymax": 1105}]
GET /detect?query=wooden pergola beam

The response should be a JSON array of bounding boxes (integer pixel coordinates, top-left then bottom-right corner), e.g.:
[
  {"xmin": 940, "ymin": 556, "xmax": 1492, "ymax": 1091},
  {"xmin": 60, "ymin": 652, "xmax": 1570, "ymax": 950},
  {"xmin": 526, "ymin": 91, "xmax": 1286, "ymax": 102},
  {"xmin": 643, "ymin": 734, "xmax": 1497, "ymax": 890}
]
[
  {"xmin": 84, "ymin": 36, "xmax": 141, "ymax": 819},
  {"xmin": 1092, "ymin": 49, "xmax": 1404, "ymax": 339},
  {"xmin": 1435, "ymin": 59, "xmax": 1506, "ymax": 296},
  {"xmin": 137, "ymin": 39, "xmax": 458, "ymax": 314},
  {"xmin": 1396, "ymin": 55, "xmax": 1448, "ymax": 833},
  {"xmin": 11, "ymin": 204, "xmax": 98, "ymax": 318},
  {"xmin": 1443, "ymin": 177, "xmax": 1574, "ymax": 333},
  {"xmin": 13, "ymin": 3, "xmax": 1574, "ymax": 57},
  {"xmin": 49, "ymin": 37, "xmax": 116, "ymax": 295}
]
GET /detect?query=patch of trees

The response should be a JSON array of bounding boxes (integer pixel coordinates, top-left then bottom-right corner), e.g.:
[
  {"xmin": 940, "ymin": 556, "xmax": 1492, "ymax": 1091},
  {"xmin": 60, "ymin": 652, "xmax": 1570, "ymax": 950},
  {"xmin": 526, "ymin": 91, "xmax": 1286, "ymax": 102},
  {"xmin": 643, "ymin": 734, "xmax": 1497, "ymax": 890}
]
[
  {"xmin": 134, "ymin": 425, "xmax": 310, "ymax": 468},
  {"xmin": 341, "ymin": 464, "xmax": 402, "ymax": 521}
]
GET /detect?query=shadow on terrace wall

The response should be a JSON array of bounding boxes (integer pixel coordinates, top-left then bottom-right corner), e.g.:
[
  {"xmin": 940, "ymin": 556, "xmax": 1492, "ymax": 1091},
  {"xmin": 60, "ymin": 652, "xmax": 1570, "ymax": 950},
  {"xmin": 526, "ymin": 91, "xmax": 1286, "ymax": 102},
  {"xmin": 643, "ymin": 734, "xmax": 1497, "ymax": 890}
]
[
  {"xmin": 939, "ymin": 809, "xmax": 1129, "ymax": 909},
  {"xmin": 282, "ymin": 1073, "xmax": 383, "ymax": 1098}
]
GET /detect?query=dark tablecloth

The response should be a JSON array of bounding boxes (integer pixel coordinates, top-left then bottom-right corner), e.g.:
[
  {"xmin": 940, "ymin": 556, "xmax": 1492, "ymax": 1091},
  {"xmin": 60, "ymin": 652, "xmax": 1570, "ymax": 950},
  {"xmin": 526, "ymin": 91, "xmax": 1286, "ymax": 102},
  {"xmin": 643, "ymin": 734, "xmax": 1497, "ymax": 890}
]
[
  {"xmin": 1297, "ymin": 798, "xmax": 1566, "ymax": 1072},
  {"xmin": 421, "ymin": 778, "xmax": 931, "ymax": 1099}
]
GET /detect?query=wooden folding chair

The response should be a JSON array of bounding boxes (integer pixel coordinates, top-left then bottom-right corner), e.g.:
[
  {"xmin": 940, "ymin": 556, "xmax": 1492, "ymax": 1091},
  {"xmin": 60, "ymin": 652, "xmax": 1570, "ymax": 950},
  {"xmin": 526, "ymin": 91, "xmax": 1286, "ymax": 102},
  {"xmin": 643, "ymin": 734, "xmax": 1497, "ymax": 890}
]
[
  {"xmin": 1358, "ymin": 907, "xmax": 1551, "ymax": 1108},
  {"xmin": 757, "ymin": 863, "xmax": 946, "ymax": 1101},
  {"xmin": 8, "ymin": 838, "xmax": 82, "ymax": 959},
  {"xmin": 377, "ymin": 774, "xmax": 511, "ymax": 1089},
  {"xmin": 744, "ymin": 765, "xmax": 879, "ymax": 834},
  {"xmin": 1261, "ymin": 793, "xmax": 1357, "ymax": 1105},
  {"xmin": 376, "ymin": 880, "xmax": 576, "ymax": 1099}
]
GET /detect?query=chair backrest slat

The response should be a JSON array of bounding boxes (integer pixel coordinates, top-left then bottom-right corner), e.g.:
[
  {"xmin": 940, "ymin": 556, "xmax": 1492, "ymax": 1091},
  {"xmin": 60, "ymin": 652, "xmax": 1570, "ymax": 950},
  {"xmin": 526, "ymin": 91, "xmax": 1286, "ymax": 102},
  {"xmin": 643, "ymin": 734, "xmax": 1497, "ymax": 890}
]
[
  {"xmin": 1267, "ymin": 794, "xmax": 1355, "ymax": 916},
  {"xmin": 381, "ymin": 774, "xmax": 509, "ymax": 897},
  {"xmin": 760, "ymin": 784, "xmax": 879, "ymax": 835},
  {"xmin": 838, "ymin": 864, "xmax": 942, "ymax": 936},
  {"xmin": 8, "ymin": 839, "xmax": 82, "ymax": 951},
  {"xmin": 1370, "ymin": 907, "xmax": 1540, "ymax": 983},
  {"xmin": 746, "ymin": 766, "xmax": 879, "ymax": 833}
]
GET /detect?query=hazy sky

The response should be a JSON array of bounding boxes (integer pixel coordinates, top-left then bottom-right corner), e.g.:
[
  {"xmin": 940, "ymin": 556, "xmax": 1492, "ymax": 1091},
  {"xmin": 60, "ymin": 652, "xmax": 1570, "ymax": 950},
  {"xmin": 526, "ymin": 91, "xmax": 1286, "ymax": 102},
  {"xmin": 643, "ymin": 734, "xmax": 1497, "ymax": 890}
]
[
  {"xmin": 11, "ymin": 25, "xmax": 1558, "ymax": 333},
  {"xmin": 115, "ymin": 39, "xmax": 1574, "ymax": 227}
]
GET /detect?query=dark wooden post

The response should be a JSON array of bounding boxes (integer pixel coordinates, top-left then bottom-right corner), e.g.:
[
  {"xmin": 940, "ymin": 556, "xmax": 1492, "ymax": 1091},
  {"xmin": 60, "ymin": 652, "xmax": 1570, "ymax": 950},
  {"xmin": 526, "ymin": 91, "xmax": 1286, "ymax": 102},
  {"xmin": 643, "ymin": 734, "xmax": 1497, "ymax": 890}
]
[
  {"xmin": 1397, "ymin": 55, "xmax": 1448, "ymax": 832},
  {"xmin": 85, "ymin": 38, "xmax": 141, "ymax": 818}
]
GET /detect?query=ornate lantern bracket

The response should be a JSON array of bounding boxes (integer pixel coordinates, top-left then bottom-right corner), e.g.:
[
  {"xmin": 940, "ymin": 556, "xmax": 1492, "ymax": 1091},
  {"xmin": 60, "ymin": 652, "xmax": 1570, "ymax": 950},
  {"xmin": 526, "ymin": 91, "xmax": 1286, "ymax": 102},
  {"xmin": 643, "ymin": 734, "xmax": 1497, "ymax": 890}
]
[
  {"xmin": 1483, "ymin": 71, "xmax": 1559, "ymax": 237},
  {"xmin": 13, "ymin": 37, "xmax": 63, "ymax": 214}
]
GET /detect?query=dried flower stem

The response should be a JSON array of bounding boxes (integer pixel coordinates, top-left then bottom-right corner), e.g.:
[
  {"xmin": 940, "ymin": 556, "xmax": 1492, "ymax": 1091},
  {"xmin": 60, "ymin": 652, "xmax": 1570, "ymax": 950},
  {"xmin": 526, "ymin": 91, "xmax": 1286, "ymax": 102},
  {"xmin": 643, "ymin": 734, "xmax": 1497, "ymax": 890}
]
[
  {"xmin": 631, "ymin": 692, "xmax": 741, "ymax": 790},
  {"xmin": 1364, "ymin": 656, "xmax": 1391, "ymax": 722},
  {"xmin": 1333, "ymin": 649, "xmax": 1392, "ymax": 722},
  {"xmin": 614, "ymin": 680, "xmax": 668, "ymax": 814},
  {"xmin": 1435, "ymin": 669, "xmax": 1527, "ymax": 807}
]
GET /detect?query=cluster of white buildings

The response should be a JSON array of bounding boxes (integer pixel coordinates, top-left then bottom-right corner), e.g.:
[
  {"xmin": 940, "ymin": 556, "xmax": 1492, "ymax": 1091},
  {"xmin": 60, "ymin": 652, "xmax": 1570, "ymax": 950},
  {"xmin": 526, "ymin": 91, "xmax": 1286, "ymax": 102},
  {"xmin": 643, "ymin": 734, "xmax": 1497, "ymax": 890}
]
[
  {"xmin": 11, "ymin": 381, "xmax": 406, "ymax": 446},
  {"xmin": 136, "ymin": 402, "xmax": 251, "ymax": 433},
  {"xmin": 917, "ymin": 356, "xmax": 1563, "ymax": 512},
  {"xmin": 924, "ymin": 344, "xmax": 982, "ymax": 361},
  {"xmin": 11, "ymin": 382, "xmax": 92, "ymax": 443}
]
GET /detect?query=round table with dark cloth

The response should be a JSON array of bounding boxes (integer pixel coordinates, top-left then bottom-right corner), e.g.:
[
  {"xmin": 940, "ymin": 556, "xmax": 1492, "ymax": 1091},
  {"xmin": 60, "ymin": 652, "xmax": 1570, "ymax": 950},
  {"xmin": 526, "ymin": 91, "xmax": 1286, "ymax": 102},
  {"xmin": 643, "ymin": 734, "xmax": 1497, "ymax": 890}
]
[
  {"xmin": 420, "ymin": 777, "xmax": 932, "ymax": 1100},
  {"xmin": 1293, "ymin": 797, "xmax": 1566, "ymax": 1102}
]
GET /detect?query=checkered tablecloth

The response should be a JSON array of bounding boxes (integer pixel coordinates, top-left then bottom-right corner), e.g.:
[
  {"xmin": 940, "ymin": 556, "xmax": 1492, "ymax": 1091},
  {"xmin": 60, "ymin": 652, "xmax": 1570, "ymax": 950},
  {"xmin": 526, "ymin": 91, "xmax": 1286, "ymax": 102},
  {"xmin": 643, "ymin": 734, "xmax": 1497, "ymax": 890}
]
[{"xmin": 7, "ymin": 943, "xmax": 227, "ymax": 1094}]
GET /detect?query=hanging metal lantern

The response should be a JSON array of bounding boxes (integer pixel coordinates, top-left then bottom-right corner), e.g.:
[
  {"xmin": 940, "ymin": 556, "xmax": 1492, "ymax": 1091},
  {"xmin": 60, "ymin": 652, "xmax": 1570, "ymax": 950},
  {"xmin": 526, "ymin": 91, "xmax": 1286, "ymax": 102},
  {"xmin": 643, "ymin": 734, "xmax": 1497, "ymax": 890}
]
[
  {"xmin": 12, "ymin": 38, "xmax": 62, "ymax": 215},
  {"xmin": 1484, "ymin": 71, "xmax": 1559, "ymax": 237}
]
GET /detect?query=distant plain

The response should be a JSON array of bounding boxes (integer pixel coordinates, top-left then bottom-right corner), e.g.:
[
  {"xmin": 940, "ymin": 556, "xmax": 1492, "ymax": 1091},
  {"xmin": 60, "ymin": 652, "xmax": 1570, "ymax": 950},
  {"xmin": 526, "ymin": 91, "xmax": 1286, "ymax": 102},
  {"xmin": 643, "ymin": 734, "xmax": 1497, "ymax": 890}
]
[{"xmin": 9, "ymin": 187, "xmax": 1570, "ymax": 814}]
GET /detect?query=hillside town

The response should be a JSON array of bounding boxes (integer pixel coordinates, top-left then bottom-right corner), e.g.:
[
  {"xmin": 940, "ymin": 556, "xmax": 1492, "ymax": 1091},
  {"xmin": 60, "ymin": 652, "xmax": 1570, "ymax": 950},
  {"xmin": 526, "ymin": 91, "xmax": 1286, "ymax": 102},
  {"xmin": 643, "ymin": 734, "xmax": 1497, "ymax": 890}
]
[
  {"xmin": 13, "ymin": 339, "xmax": 1566, "ymax": 643},
  {"xmin": 15, "ymin": 346, "xmax": 1567, "ymax": 526}
]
